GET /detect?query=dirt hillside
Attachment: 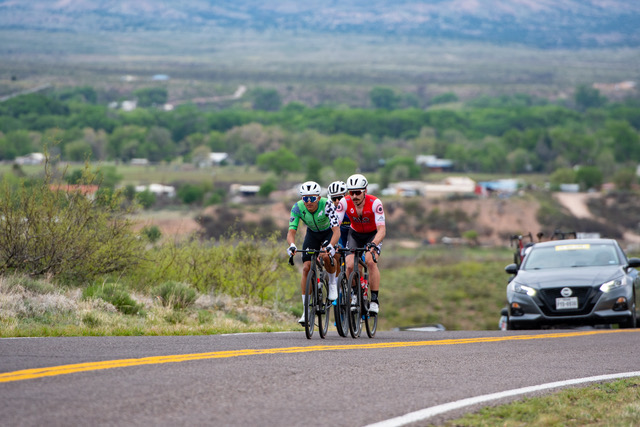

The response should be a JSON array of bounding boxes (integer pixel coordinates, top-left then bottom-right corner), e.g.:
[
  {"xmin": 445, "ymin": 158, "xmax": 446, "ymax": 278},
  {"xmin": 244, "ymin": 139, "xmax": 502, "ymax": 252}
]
[{"xmin": 135, "ymin": 192, "xmax": 640, "ymax": 248}]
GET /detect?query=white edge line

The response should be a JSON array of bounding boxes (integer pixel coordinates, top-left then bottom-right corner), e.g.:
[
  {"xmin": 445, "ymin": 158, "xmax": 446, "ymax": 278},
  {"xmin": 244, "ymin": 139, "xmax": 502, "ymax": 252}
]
[{"xmin": 366, "ymin": 371, "xmax": 640, "ymax": 427}]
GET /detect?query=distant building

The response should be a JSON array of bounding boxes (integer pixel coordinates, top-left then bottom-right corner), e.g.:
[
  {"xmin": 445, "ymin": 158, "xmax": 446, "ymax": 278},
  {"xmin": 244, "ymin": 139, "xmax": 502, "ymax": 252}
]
[
  {"xmin": 381, "ymin": 177, "xmax": 475, "ymax": 197},
  {"xmin": 559, "ymin": 183, "xmax": 580, "ymax": 193},
  {"xmin": 424, "ymin": 176, "xmax": 476, "ymax": 195},
  {"xmin": 230, "ymin": 184, "xmax": 260, "ymax": 197},
  {"xmin": 49, "ymin": 184, "xmax": 99, "ymax": 200},
  {"xmin": 477, "ymin": 179, "xmax": 520, "ymax": 194},
  {"xmin": 209, "ymin": 152, "xmax": 229, "ymax": 165},
  {"xmin": 15, "ymin": 152, "xmax": 45, "ymax": 165},
  {"xmin": 135, "ymin": 184, "xmax": 175, "ymax": 198},
  {"xmin": 121, "ymin": 100, "xmax": 137, "ymax": 111},
  {"xmin": 130, "ymin": 158, "xmax": 149, "ymax": 166},
  {"xmin": 416, "ymin": 155, "xmax": 454, "ymax": 172},
  {"xmin": 152, "ymin": 74, "xmax": 170, "ymax": 81}
]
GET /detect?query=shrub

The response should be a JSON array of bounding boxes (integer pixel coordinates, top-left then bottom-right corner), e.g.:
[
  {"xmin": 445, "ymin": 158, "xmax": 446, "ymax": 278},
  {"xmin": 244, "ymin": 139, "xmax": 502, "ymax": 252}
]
[
  {"xmin": 0, "ymin": 153, "xmax": 145, "ymax": 283},
  {"xmin": 130, "ymin": 233, "xmax": 298, "ymax": 306},
  {"xmin": 142, "ymin": 225, "xmax": 162, "ymax": 243},
  {"xmin": 83, "ymin": 282, "xmax": 143, "ymax": 315},
  {"xmin": 152, "ymin": 281, "xmax": 197, "ymax": 310},
  {"xmin": 136, "ymin": 189, "xmax": 156, "ymax": 209}
]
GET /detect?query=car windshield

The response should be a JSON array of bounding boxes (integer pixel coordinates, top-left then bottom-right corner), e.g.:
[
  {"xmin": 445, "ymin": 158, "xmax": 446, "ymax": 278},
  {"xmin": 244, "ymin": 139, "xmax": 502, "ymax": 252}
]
[{"xmin": 522, "ymin": 243, "xmax": 621, "ymax": 270}]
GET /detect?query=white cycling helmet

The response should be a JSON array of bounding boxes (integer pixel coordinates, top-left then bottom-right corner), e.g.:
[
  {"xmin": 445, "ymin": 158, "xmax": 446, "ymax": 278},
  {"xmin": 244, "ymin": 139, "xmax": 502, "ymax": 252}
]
[
  {"xmin": 298, "ymin": 181, "xmax": 321, "ymax": 196},
  {"xmin": 346, "ymin": 174, "xmax": 368, "ymax": 190},
  {"xmin": 327, "ymin": 181, "xmax": 347, "ymax": 197}
]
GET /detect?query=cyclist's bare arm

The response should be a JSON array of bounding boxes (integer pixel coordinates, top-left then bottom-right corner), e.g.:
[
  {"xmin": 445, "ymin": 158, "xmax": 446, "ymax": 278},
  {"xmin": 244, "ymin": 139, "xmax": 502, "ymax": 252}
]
[
  {"xmin": 287, "ymin": 228, "xmax": 297, "ymax": 247},
  {"xmin": 329, "ymin": 225, "xmax": 340, "ymax": 247},
  {"xmin": 369, "ymin": 224, "xmax": 386, "ymax": 254}
]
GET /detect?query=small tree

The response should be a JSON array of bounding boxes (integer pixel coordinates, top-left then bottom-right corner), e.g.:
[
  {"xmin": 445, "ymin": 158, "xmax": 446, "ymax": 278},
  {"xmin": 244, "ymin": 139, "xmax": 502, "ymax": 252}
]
[
  {"xmin": 0, "ymin": 152, "xmax": 144, "ymax": 282},
  {"xmin": 612, "ymin": 168, "xmax": 637, "ymax": 191},
  {"xmin": 370, "ymin": 86, "xmax": 398, "ymax": 110},
  {"xmin": 256, "ymin": 147, "xmax": 301, "ymax": 178},
  {"xmin": 576, "ymin": 166, "xmax": 603, "ymax": 190},
  {"xmin": 574, "ymin": 84, "xmax": 606, "ymax": 111},
  {"xmin": 250, "ymin": 88, "xmax": 282, "ymax": 111},
  {"xmin": 177, "ymin": 183, "xmax": 205, "ymax": 205},
  {"xmin": 136, "ymin": 189, "xmax": 156, "ymax": 209}
]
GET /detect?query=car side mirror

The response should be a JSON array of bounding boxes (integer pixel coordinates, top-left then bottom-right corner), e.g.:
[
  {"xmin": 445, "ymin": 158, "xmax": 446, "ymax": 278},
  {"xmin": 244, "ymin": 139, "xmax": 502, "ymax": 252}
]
[
  {"xmin": 505, "ymin": 263, "xmax": 518, "ymax": 275},
  {"xmin": 626, "ymin": 257, "xmax": 640, "ymax": 269}
]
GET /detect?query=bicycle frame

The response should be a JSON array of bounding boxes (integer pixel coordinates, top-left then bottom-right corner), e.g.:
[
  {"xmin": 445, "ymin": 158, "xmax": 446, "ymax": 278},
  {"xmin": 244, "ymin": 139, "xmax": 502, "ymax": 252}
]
[
  {"xmin": 334, "ymin": 248, "xmax": 351, "ymax": 337},
  {"xmin": 346, "ymin": 247, "xmax": 378, "ymax": 338}
]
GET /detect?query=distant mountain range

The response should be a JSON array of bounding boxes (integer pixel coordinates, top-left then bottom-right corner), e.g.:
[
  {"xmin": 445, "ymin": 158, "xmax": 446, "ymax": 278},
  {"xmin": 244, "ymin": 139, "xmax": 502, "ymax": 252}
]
[{"xmin": 1, "ymin": 0, "xmax": 639, "ymax": 49}]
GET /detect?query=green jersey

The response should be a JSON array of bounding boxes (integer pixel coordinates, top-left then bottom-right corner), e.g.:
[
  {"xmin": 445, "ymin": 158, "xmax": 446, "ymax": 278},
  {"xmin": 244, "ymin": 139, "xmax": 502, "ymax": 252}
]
[{"xmin": 288, "ymin": 198, "xmax": 339, "ymax": 232}]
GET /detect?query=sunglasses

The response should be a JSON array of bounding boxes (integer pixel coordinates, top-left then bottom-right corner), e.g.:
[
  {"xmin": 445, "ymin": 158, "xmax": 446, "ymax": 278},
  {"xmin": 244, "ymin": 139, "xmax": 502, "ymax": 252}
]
[
  {"xmin": 331, "ymin": 195, "xmax": 343, "ymax": 202},
  {"xmin": 349, "ymin": 190, "xmax": 363, "ymax": 196},
  {"xmin": 302, "ymin": 196, "xmax": 318, "ymax": 203}
]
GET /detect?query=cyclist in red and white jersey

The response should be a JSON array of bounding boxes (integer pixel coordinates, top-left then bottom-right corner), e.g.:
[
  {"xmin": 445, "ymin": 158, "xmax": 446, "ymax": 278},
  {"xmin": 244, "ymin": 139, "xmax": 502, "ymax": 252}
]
[{"xmin": 335, "ymin": 173, "xmax": 386, "ymax": 314}]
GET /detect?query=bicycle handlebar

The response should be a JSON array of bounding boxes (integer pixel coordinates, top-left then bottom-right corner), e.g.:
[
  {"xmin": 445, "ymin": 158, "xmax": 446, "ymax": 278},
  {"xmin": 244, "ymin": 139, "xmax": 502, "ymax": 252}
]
[
  {"xmin": 344, "ymin": 247, "xmax": 378, "ymax": 264},
  {"xmin": 288, "ymin": 248, "xmax": 335, "ymax": 267}
]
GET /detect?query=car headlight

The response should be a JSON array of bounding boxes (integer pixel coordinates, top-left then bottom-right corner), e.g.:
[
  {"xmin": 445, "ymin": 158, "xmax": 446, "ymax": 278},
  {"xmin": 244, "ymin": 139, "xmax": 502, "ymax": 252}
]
[
  {"xmin": 512, "ymin": 282, "xmax": 537, "ymax": 296},
  {"xmin": 599, "ymin": 279, "xmax": 624, "ymax": 293}
]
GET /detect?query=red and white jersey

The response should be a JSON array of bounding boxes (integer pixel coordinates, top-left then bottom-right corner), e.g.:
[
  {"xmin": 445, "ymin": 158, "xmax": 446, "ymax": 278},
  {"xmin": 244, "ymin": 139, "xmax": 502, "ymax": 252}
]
[{"xmin": 336, "ymin": 194, "xmax": 385, "ymax": 234}]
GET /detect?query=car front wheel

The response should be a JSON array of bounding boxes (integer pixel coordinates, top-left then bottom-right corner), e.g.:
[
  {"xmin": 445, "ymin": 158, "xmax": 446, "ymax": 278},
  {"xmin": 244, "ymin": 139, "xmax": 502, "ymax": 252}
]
[{"xmin": 619, "ymin": 296, "xmax": 636, "ymax": 329}]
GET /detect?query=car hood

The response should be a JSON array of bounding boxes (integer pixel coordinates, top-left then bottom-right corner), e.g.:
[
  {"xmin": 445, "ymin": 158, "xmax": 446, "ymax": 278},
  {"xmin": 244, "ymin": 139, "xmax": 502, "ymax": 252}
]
[{"xmin": 515, "ymin": 266, "xmax": 624, "ymax": 288}]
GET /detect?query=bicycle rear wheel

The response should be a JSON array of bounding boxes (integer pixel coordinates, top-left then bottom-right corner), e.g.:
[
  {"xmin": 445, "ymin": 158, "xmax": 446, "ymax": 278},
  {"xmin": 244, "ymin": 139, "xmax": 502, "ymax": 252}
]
[
  {"xmin": 304, "ymin": 269, "xmax": 317, "ymax": 339},
  {"xmin": 348, "ymin": 271, "xmax": 362, "ymax": 338},
  {"xmin": 318, "ymin": 274, "xmax": 330, "ymax": 338},
  {"xmin": 334, "ymin": 272, "xmax": 349, "ymax": 337}
]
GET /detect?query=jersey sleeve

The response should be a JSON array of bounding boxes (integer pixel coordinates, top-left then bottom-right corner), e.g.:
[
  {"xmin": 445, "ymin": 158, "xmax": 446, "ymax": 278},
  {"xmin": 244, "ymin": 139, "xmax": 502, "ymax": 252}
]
[
  {"xmin": 334, "ymin": 197, "xmax": 347, "ymax": 225},
  {"xmin": 372, "ymin": 198, "xmax": 386, "ymax": 226},
  {"xmin": 324, "ymin": 199, "xmax": 340, "ymax": 228},
  {"xmin": 288, "ymin": 202, "xmax": 301, "ymax": 230}
]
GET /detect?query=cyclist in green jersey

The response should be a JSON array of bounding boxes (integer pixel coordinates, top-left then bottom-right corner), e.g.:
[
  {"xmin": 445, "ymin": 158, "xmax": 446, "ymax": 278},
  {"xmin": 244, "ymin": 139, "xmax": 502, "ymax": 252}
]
[{"xmin": 287, "ymin": 181, "xmax": 340, "ymax": 325}]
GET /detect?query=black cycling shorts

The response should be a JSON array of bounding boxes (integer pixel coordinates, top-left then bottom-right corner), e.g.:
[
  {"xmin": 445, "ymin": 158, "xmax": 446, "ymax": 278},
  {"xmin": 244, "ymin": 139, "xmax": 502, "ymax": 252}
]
[
  {"xmin": 301, "ymin": 228, "xmax": 334, "ymax": 263},
  {"xmin": 346, "ymin": 230, "xmax": 379, "ymax": 254}
]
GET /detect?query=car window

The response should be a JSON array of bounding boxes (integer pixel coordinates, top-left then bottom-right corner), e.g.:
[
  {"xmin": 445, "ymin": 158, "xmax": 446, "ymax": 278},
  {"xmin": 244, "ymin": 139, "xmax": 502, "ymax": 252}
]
[{"xmin": 522, "ymin": 243, "xmax": 620, "ymax": 270}]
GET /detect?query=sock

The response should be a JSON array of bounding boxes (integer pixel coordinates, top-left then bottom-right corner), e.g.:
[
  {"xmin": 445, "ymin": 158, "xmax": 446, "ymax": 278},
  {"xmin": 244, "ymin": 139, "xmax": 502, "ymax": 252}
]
[
  {"xmin": 372, "ymin": 291, "xmax": 379, "ymax": 302},
  {"xmin": 328, "ymin": 272, "xmax": 336, "ymax": 284}
]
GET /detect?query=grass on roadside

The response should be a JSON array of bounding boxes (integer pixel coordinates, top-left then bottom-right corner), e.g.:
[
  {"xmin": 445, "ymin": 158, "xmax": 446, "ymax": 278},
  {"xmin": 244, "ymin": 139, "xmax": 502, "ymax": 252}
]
[
  {"xmin": 440, "ymin": 378, "xmax": 640, "ymax": 426},
  {"xmin": 0, "ymin": 275, "xmax": 298, "ymax": 337}
]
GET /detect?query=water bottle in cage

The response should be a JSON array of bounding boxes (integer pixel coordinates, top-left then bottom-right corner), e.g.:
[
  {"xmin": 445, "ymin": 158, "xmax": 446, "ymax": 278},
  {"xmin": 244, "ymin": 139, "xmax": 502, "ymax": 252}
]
[{"xmin": 360, "ymin": 275, "xmax": 368, "ymax": 298}]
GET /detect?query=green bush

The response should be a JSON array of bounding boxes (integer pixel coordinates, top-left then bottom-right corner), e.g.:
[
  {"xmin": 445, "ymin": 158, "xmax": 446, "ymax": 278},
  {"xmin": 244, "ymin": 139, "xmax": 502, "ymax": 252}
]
[
  {"xmin": 152, "ymin": 281, "xmax": 197, "ymax": 310},
  {"xmin": 129, "ymin": 233, "xmax": 298, "ymax": 306},
  {"xmin": 142, "ymin": 225, "xmax": 162, "ymax": 243},
  {"xmin": 0, "ymin": 155, "xmax": 144, "ymax": 283},
  {"xmin": 83, "ymin": 282, "xmax": 143, "ymax": 315}
]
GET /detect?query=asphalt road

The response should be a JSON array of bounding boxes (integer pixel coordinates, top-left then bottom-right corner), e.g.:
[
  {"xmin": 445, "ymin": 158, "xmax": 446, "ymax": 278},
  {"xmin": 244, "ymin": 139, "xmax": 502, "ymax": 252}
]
[{"xmin": 1, "ymin": 329, "xmax": 639, "ymax": 426}]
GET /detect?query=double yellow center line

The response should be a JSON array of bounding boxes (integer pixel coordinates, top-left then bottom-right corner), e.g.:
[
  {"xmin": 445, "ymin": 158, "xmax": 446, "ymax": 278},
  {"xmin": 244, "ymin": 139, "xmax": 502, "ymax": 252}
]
[{"xmin": 1, "ymin": 329, "xmax": 636, "ymax": 383}]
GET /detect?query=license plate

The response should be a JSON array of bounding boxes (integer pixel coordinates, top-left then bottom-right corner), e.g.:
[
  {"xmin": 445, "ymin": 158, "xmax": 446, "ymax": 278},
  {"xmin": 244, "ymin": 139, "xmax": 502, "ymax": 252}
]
[{"xmin": 556, "ymin": 297, "xmax": 578, "ymax": 309}]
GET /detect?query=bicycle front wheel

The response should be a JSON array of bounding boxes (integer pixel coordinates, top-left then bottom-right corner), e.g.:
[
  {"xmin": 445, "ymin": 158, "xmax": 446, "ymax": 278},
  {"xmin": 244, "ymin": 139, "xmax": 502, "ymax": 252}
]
[
  {"xmin": 318, "ymin": 274, "xmax": 330, "ymax": 338},
  {"xmin": 364, "ymin": 290, "xmax": 377, "ymax": 338},
  {"xmin": 334, "ymin": 272, "xmax": 349, "ymax": 337},
  {"xmin": 304, "ymin": 269, "xmax": 317, "ymax": 339},
  {"xmin": 348, "ymin": 271, "xmax": 362, "ymax": 338}
]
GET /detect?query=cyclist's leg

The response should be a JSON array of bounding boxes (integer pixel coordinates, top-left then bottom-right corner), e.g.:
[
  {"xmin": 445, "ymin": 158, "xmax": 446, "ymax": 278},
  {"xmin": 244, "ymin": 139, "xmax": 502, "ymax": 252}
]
[
  {"xmin": 345, "ymin": 230, "xmax": 358, "ymax": 279},
  {"xmin": 365, "ymin": 250, "xmax": 380, "ymax": 292},
  {"xmin": 362, "ymin": 232, "xmax": 381, "ymax": 311},
  {"xmin": 299, "ymin": 231, "xmax": 320, "ymax": 322}
]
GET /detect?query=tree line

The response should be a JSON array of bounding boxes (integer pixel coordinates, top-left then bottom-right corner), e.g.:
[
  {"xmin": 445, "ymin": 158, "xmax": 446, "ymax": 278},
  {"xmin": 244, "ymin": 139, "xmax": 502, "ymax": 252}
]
[{"xmin": 1, "ymin": 84, "xmax": 639, "ymax": 189}]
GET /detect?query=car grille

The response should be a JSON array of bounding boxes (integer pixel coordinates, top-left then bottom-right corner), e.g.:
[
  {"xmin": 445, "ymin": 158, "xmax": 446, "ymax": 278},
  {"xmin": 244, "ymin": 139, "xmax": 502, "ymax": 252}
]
[{"xmin": 538, "ymin": 286, "xmax": 599, "ymax": 316}]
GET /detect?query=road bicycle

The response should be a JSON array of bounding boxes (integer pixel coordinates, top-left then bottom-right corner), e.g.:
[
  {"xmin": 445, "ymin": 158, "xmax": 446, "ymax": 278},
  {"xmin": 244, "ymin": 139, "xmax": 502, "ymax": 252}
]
[
  {"xmin": 289, "ymin": 246, "xmax": 333, "ymax": 339},
  {"xmin": 333, "ymin": 247, "xmax": 350, "ymax": 337},
  {"xmin": 347, "ymin": 246, "xmax": 378, "ymax": 338}
]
